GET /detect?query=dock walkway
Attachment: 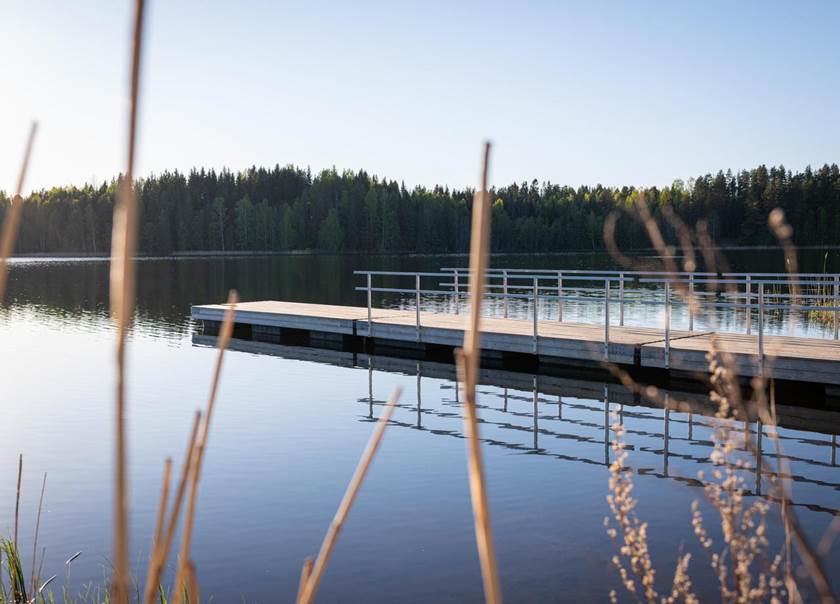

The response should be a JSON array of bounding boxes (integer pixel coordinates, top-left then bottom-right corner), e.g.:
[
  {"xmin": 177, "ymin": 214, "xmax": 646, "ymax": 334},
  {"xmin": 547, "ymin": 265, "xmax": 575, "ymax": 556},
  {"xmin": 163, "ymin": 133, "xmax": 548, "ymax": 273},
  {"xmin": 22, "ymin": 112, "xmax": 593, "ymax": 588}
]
[{"xmin": 191, "ymin": 300, "xmax": 840, "ymax": 389}]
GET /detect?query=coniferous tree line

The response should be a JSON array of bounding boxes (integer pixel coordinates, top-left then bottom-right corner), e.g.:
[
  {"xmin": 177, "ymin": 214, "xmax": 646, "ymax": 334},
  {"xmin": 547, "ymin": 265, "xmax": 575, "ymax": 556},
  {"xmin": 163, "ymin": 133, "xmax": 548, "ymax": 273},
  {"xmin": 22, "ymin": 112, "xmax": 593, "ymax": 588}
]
[{"xmin": 1, "ymin": 163, "xmax": 839, "ymax": 255}]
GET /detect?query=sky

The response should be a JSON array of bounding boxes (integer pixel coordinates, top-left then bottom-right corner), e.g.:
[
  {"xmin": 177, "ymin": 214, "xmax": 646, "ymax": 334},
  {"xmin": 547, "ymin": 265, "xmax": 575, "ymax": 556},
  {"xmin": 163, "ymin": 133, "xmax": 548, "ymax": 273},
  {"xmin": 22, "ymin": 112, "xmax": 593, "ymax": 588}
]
[{"xmin": 1, "ymin": 0, "xmax": 839, "ymax": 194}]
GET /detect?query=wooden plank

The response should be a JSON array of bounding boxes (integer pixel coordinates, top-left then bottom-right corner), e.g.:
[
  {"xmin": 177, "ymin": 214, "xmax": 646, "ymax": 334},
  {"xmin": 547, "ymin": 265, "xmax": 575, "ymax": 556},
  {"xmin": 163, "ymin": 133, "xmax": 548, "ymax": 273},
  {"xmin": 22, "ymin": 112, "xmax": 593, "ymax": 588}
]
[{"xmin": 192, "ymin": 302, "xmax": 405, "ymax": 335}]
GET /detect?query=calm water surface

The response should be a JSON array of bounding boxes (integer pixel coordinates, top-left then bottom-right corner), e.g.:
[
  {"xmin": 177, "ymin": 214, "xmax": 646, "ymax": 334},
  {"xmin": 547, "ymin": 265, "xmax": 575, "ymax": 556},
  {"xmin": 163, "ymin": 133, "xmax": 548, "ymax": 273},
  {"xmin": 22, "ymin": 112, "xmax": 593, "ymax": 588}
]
[{"xmin": 1, "ymin": 252, "xmax": 839, "ymax": 602}]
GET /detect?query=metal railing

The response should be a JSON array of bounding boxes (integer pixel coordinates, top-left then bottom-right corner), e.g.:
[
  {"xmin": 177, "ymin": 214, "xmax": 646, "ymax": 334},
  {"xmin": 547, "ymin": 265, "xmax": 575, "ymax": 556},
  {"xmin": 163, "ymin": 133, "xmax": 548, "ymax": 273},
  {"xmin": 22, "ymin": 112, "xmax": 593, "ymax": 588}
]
[{"xmin": 354, "ymin": 268, "xmax": 840, "ymax": 371}]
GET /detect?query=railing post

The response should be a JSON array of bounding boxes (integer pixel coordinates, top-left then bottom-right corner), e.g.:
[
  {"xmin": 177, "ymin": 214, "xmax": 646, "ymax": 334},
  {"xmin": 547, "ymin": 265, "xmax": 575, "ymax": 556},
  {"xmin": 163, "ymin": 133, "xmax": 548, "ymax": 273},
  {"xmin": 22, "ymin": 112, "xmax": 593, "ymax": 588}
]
[
  {"xmin": 758, "ymin": 282, "xmax": 765, "ymax": 376},
  {"xmin": 415, "ymin": 274, "xmax": 421, "ymax": 342},
  {"xmin": 367, "ymin": 273, "xmax": 372, "ymax": 337},
  {"xmin": 834, "ymin": 275, "xmax": 838, "ymax": 340},
  {"xmin": 756, "ymin": 418, "xmax": 763, "ymax": 494},
  {"xmin": 664, "ymin": 402, "xmax": 670, "ymax": 477},
  {"xmin": 368, "ymin": 358, "xmax": 374, "ymax": 418},
  {"xmin": 533, "ymin": 277, "xmax": 539, "ymax": 354},
  {"xmin": 532, "ymin": 376, "xmax": 539, "ymax": 450},
  {"xmin": 454, "ymin": 270, "xmax": 460, "ymax": 315},
  {"xmin": 603, "ymin": 385, "xmax": 610, "ymax": 465},
  {"xmin": 688, "ymin": 273, "xmax": 695, "ymax": 332},
  {"xmin": 746, "ymin": 275, "xmax": 752, "ymax": 335},
  {"xmin": 557, "ymin": 271, "xmax": 563, "ymax": 322},
  {"xmin": 619, "ymin": 272, "xmax": 625, "ymax": 326},
  {"xmin": 503, "ymin": 270, "xmax": 509, "ymax": 318},
  {"xmin": 664, "ymin": 280, "xmax": 671, "ymax": 369},
  {"xmin": 604, "ymin": 278, "xmax": 610, "ymax": 361}
]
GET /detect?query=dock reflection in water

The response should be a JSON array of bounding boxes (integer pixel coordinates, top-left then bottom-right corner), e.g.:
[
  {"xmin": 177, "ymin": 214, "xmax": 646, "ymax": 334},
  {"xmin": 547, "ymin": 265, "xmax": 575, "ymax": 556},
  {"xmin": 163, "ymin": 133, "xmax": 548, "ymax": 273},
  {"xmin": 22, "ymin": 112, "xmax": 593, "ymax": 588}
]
[{"xmin": 194, "ymin": 334, "xmax": 840, "ymax": 520}]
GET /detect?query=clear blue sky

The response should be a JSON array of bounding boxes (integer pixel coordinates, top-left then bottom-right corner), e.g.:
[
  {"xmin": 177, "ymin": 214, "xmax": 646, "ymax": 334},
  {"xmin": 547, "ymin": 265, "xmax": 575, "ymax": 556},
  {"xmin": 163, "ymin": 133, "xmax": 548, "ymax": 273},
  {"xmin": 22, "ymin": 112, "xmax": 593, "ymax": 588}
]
[{"xmin": 2, "ymin": 0, "xmax": 839, "ymax": 194}]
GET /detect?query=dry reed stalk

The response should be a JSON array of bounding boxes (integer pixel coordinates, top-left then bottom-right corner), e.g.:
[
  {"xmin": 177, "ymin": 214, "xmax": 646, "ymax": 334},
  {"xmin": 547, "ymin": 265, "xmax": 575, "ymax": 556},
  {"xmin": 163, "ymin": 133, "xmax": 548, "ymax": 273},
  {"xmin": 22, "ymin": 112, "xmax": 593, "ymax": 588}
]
[
  {"xmin": 152, "ymin": 459, "xmax": 173, "ymax": 555},
  {"xmin": 453, "ymin": 142, "xmax": 502, "ymax": 604},
  {"xmin": 29, "ymin": 472, "xmax": 47, "ymax": 596},
  {"xmin": 296, "ymin": 387, "xmax": 402, "ymax": 604},
  {"xmin": 172, "ymin": 291, "xmax": 239, "ymax": 603},
  {"xmin": 108, "ymin": 0, "xmax": 147, "ymax": 600},
  {"xmin": 0, "ymin": 122, "xmax": 37, "ymax": 303},
  {"xmin": 142, "ymin": 411, "xmax": 202, "ymax": 604},
  {"xmin": 185, "ymin": 560, "xmax": 200, "ymax": 603},
  {"xmin": 296, "ymin": 558, "xmax": 313, "ymax": 602},
  {"xmin": 14, "ymin": 454, "xmax": 21, "ymax": 548}
]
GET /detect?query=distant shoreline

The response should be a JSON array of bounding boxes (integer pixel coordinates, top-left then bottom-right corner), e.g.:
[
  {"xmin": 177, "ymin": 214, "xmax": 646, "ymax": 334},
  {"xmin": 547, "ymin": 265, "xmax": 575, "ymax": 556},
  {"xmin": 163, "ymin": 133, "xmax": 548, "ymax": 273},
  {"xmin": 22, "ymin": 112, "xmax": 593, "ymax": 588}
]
[{"xmin": 6, "ymin": 244, "xmax": 840, "ymax": 261}]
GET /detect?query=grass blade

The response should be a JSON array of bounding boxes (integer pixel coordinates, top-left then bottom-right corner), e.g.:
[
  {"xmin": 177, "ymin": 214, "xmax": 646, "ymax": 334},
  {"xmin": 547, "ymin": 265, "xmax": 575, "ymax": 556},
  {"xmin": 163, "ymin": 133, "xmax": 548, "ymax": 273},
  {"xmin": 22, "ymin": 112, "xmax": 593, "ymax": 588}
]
[
  {"xmin": 30, "ymin": 472, "xmax": 47, "ymax": 595},
  {"xmin": 14, "ymin": 454, "xmax": 21, "ymax": 549}
]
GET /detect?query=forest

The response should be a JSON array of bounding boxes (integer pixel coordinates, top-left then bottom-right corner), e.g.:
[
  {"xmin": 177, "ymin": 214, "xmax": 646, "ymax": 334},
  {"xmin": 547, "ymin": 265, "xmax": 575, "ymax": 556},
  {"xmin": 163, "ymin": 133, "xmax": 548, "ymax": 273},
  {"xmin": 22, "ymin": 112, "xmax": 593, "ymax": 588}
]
[{"xmin": 2, "ymin": 162, "xmax": 839, "ymax": 255}]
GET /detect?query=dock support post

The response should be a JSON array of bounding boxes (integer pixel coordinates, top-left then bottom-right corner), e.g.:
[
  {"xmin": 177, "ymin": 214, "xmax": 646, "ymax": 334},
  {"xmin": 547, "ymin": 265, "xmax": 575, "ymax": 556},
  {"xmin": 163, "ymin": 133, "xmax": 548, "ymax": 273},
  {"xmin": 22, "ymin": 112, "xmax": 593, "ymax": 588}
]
[
  {"xmin": 367, "ymin": 273, "xmax": 373, "ymax": 337},
  {"xmin": 834, "ymin": 275, "xmax": 838, "ymax": 339},
  {"xmin": 688, "ymin": 273, "xmax": 695, "ymax": 332},
  {"xmin": 604, "ymin": 279, "xmax": 610, "ymax": 361},
  {"xmin": 664, "ymin": 281, "xmax": 671, "ymax": 369},
  {"xmin": 454, "ymin": 271, "xmax": 460, "ymax": 315},
  {"xmin": 619, "ymin": 273, "xmax": 625, "ymax": 326},
  {"xmin": 532, "ymin": 277, "xmax": 539, "ymax": 354},
  {"xmin": 746, "ymin": 275, "xmax": 752, "ymax": 335},
  {"xmin": 503, "ymin": 270, "xmax": 508, "ymax": 318},
  {"xmin": 758, "ymin": 282, "xmax": 765, "ymax": 376},
  {"xmin": 416, "ymin": 363, "xmax": 422, "ymax": 428},
  {"xmin": 557, "ymin": 271, "xmax": 563, "ymax": 322},
  {"xmin": 415, "ymin": 274, "xmax": 421, "ymax": 342}
]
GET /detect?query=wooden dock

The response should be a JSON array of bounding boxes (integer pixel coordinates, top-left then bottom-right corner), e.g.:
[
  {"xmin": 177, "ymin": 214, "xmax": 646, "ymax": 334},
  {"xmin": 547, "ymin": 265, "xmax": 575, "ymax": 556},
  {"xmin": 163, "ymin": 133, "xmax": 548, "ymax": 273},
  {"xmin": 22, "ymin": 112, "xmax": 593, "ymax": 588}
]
[{"xmin": 191, "ymin": 300, "xmax": 840, "ymax": 391}]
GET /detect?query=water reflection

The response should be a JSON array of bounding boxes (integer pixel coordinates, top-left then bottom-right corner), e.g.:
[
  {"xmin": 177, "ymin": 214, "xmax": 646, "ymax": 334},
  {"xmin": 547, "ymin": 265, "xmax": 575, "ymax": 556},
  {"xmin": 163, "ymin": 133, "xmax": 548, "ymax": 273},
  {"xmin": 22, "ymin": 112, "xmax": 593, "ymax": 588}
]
[
  {"xmin": 6, "ymin": 249, "xmax": 840, "ymax": 337},
  {"xmin": 3, "ymin": 253, "xmax": 840, "ymax": 600},
  {"xmin": 196, "ymin": 335, "xmax": 840, "ymax": 519}
]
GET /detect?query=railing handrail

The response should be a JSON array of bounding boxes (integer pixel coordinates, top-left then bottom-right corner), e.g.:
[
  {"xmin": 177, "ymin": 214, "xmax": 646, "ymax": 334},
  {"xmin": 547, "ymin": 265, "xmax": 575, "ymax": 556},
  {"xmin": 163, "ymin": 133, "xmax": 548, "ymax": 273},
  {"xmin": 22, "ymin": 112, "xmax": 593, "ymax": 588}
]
[
  {"xmin": 723, "ymin": 272, "xmax": 840, "ymax": 278},
  {"xmin": 355, "ymin": 267, "xmax": 840, "ymax": 357},
  {"xmin": 441, "ymin": 267, "xmax": 717, "ymax": 275},
  {"xmin": 639, "ymin": 277, "xmax": 840, "ymax": 286},
  {"xmin": 353, "ymin": 270, "xmax": 450, "ymax": 277}
]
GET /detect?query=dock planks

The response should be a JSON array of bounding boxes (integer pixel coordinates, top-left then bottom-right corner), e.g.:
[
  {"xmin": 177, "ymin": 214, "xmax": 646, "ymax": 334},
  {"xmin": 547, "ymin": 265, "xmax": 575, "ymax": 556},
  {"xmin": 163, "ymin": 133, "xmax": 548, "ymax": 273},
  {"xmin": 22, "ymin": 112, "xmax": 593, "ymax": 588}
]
[{"xmin": 191, "ymin": 300, "xmax": 840, "ymax": 387}]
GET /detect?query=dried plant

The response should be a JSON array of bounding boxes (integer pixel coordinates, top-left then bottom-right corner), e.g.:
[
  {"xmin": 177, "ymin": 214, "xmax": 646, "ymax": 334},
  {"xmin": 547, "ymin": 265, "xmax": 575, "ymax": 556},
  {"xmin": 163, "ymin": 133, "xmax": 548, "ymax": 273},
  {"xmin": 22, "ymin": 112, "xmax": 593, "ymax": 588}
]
[
  {"xmin": 108, "ymin": 0, "xmax": 147, "ymax": 600},
  {"xmin": 605, "ymin": 420, "xmax": 670, "ymax": 603},
  {"xmin": 694, "ymin": 339, "xmax": 786, "ymax": 603},
  {"xmin": 172, "ymin": 291, "xmax": 239, "ymax": 603},
  {"xmin": 141, "ymin": 411, "xmax": 202, "ymax": 604},
  {"xmin": 603, "ymin": 196, "xmax": 837, "ymax": 603},
  {"xmin": 295, "ymin": 387, "xmax": 402, "ymax": 604},
  {"xmin": 0, "ymin": 122, "xmax": 37, "ymax": 304},
  {"xmin": 453, "ymin": 141, "xmax": 503, "ymax": 604}
]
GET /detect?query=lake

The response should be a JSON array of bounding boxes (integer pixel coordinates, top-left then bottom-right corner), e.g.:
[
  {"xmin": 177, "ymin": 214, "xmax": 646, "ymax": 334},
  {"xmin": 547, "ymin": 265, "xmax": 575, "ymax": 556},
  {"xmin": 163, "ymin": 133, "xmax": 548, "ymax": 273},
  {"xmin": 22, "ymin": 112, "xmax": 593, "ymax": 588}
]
[{"xmin": 1, "ymin": 251, "xmax": 839, "ymax": 602}]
